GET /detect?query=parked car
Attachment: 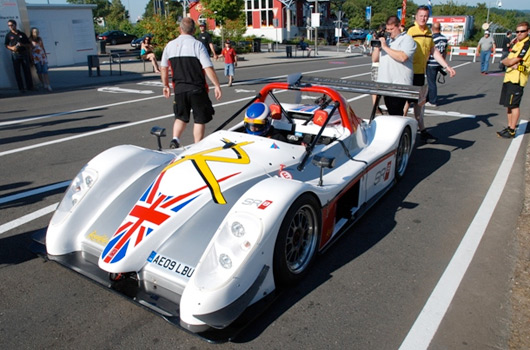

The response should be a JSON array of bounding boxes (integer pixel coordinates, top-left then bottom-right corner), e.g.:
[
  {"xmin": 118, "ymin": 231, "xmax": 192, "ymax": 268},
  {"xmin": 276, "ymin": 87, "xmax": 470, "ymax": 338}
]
[
  {"xmin": 350, "ymin": 29, "xmax": 368, "ymax": 41},
  {"xmin": 98, "ymin": 30, "xmax": 137, "ymax": 45},
  {"xmin": 131, "ymin": 34, "xmax": 152, "ymax": 48}
]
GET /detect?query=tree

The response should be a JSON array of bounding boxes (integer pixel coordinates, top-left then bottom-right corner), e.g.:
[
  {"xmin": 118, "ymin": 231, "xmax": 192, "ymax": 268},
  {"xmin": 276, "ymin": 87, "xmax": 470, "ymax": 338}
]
[
  {"xmin": 67, "ymin": 0, "xmax": 111, "ymax": 20},
  {"xmin": 200, "ymin": 0, "xmax": 245, "ymax": 41},
  {"xmin": 142, "ymin": 0, "xmax": 182, "ymax": 21},
  {"xmin": 342, "ymin": 0, "xmax": 410, "ymax": 30},
  {"xmin": 136, "ymin": 14, "xmax": 180, "ymax": 50}
]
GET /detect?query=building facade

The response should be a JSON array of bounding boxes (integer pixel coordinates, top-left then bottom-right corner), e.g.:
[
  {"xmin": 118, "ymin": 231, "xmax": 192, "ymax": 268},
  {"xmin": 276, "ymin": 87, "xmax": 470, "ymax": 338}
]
[{"xmin": 189, "ymin": 0, "xmax": 334, "ymax": 43}]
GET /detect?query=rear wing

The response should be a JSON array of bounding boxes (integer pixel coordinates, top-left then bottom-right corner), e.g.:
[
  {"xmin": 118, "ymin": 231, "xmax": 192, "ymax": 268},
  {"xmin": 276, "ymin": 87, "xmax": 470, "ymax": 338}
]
[
  {"xmin": 293, "ymin": 75, "xmax": 427, "ymax": 122},
  {"xmin": 295, "ymin": 75, "xmax": 427, "ymax": 101}
]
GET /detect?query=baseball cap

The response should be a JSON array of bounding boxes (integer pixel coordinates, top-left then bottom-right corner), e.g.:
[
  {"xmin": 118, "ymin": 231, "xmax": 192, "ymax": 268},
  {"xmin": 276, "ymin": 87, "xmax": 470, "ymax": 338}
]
[{"xmin": 484, "ymin": 30, "xmax": 490, "ymax": 34}]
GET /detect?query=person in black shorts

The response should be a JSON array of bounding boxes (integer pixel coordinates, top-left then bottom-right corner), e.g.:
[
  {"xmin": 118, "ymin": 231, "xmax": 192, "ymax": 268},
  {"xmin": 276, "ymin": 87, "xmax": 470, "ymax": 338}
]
[
  {"xmin": 160, "ymin": 18, "xmax": 222, "ymax": 148},
  {"xmin": 497, "ymin": 22, "xmax": 530, "ymax": 139}
]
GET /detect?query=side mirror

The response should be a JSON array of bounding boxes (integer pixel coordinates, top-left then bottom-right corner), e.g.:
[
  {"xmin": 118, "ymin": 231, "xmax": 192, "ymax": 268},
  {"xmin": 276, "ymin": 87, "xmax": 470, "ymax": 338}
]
[
  {"xmin": 312, "ymin": 155, "xmax": 335, "ymax": 186},
  {"xmin": 150, "ymin": 126, "xmax": 166, "ymax": 151}
]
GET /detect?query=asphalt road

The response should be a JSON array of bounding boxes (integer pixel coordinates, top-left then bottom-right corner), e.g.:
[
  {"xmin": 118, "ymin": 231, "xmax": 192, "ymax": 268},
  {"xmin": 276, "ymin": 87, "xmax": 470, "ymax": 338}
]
[{"xmin": 0, "ymin": 55, "xmax": 528, "ymax": 350}]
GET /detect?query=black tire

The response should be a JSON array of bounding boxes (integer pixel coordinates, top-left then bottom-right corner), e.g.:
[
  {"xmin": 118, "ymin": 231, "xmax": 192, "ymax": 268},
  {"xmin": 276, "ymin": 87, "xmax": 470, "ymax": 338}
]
[
  {"xmin": 395, "ymin": 127, "xmax": 412, "ymax": 180},
  {"xmin": 273, "ymin": 194, "xmax": 321, "ymax": 287},
  {"xmin": 111, "ymin": 39, "xmax": 117, "ymax": 45}
]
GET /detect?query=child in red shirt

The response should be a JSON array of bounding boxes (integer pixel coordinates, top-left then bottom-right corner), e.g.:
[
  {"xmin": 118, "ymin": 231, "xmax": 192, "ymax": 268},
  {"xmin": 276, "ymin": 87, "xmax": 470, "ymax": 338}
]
[{"xmin": 221, "ymin": 39, "xmax": 237, "ymax": 86}]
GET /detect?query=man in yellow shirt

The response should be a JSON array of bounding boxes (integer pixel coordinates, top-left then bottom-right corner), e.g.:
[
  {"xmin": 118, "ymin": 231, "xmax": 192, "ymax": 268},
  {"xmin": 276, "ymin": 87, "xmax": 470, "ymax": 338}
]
[
  {"xmin": 407, "ymin": 6, "xmax": 455, "ymax": 143},
  {"xmin": 497, "ymin": 22, "xmax": 530, "ymax": 139}
]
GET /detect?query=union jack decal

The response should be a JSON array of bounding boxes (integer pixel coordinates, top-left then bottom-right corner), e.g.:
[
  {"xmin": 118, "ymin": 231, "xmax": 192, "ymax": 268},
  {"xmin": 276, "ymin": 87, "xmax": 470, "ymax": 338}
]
[
  {"xmin": 101, "ymin": 139, "xmax": 252, "ymax": 264},
  {"xmin": 101, "ymin": 179, "xmax": 202, "ymax": 264}
]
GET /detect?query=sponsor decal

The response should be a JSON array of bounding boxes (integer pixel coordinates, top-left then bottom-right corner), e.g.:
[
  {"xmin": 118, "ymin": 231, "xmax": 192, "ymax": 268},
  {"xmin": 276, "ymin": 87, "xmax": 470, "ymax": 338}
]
[
  {"xmin": 279, "ymin": 170, "xmax": 292, "ymax": 179},
  {"xmin": 242, "ymin": 198, "xmax": 273, "ymax": 209},
  {"xmin": 270, "ymin": 143, "xmax": 280, "ymax": 149},
  {"xmin": 147, "ymin": 251, "xmax": 194, "ymax": 278},
  {"xmin": 279, "ymin": 164, "xmax": 293, "ymax": 179},
  {"xmin": 258, "ymin": 200, "xmax": 273, "ymax": 210},
  {"xmin": 374, "ymin": 161, "xmax": 392, "ymax": 185},
  {"xmin": 162, "ymin": 138, "xmax": 253, "ymax": 205},
  {"xmin": 87, "ymin": 231, "xmax": 109, "ymax": 246},
  {"xmin": 383, "ymin": 161, "xmax": 392, "ymax": 181}
]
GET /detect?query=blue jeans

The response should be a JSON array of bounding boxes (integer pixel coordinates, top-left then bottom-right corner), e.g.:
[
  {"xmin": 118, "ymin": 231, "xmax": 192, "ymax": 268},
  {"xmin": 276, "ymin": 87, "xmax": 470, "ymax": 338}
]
[
  {"xmin": 426, "ymin": 65, "xmax": 440, "ymax": 105},
  {"xmin": 480, "ymin": 49, "xmax": 492, "ymax": 73}
]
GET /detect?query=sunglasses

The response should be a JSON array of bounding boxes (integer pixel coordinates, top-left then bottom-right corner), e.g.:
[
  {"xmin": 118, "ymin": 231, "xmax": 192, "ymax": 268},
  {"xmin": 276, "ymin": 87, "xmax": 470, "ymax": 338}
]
[{"xmin": 515, "ymin": 30, "xmax": 528, "ymax": 34}]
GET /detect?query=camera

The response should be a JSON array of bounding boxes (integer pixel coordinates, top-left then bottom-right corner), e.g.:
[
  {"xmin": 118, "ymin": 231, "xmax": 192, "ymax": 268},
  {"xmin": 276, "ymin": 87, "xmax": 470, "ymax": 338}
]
[
  {"xmin": 437, "ymin": 66, "xmax": 447, "ymax": 76},
  {"xmin": 370, "ymin": 25, "xmax": 387, "ymax": 48}
]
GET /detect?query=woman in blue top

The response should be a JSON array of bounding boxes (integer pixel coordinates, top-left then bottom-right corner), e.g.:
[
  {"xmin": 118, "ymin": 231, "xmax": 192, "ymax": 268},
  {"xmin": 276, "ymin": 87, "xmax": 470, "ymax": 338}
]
[{"xmin": 140, "ymin": 36, "xmax": 160, "ymax": 73}]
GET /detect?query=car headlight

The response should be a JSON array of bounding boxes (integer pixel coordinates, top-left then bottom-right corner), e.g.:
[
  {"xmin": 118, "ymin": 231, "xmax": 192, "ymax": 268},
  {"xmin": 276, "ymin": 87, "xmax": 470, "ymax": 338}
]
[
  {"xmin": 194, "ymin": 213, "xmax": 263, "ymax": 291},
  {"xmin": 51, "ymin": 166, "xmax": 98, "ymax": 224}
]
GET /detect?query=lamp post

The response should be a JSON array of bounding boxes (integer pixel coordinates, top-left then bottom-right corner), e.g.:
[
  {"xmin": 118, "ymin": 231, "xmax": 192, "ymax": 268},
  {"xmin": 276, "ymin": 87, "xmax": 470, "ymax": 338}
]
[{"xmin": 486, "ymin": 0, "xmax": 502, "ymax": 24}]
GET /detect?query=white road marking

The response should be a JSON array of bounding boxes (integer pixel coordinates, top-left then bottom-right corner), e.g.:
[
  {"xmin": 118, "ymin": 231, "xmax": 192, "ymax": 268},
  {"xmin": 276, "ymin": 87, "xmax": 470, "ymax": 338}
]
[
  {"xmin": 97, "ymin": 87, "xmax": 154, "ymax": 94},
  {"xmin": 424, "ymin": 110, "xmax": 475, "ymax": 118},
  {"xmin": 0, "ymin": 181, "xmax": 71, "ymax": 205},
  {"xmin": 2, "ymin": 64, "xmax": 366, "ymax": 129},
  {"xmin": 404, "ymin": 107, "xmax": 476, "ymax": 118},
  {"xmin": 0, "ymin": 203, "xmax": 58, "ymax": 235},
  {"xmin": 234, "ymin": 89, "xmax": 256, "ymax": 93},
  {"xmin": 0, "ymin": 95, "xmax": 163, "ymax": 127},
  {"xmin": 341, "ymin": 72, "xmax": 370, "ymax": 79},
  {"xmin": 0, "ymin": 113, "xmax": 174, "ymax": 157},
  {"xmin": 137, "ymin": 81, "xmax": 164, "ymax": 87},
  {"xmin": 0, "ymin": 95, "xmax": 257, "ymax": 158},
  {"xmin": 399, "ymin": 120, "xmax": 528, "ymax": 350}
]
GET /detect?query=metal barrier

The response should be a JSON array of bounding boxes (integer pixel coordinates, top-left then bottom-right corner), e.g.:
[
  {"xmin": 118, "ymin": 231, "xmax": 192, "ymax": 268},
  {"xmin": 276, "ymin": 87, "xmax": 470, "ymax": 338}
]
[
  {"xmin": 491, "ymin": 47, "xmax": 503, "ymax": 63},
  {"xmin": 345, "ymin": 44, "xmax": 367, "ymax": 54},
  {"xmin": 449, "ymin": 46, "xmax": 477, "ymax": 62}
]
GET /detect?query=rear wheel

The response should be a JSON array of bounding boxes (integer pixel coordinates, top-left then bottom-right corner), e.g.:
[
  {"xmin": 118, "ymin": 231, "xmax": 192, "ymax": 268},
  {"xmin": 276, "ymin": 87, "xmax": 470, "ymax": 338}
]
[
  {"xmin": 111, "ymin": 39, "xmax": 117, "ymax": 45},
  {"xmin": 273, "ymin": 194, "xmax": 320, "ymax": 287},
  {"xmin": 395, "ymin": 127, "xmax": 412, "ymax": 180}
]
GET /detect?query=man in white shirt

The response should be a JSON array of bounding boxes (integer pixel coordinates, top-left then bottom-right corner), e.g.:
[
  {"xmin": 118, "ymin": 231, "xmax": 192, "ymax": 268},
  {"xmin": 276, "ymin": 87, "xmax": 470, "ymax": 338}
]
[{"xmin": 372, "ymin": 16, "xmax": 416, "ymax": 116}]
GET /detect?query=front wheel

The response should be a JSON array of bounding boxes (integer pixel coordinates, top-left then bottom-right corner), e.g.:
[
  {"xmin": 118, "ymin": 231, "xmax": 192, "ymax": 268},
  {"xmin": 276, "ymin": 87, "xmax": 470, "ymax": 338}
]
[
  {"xmin": 273, "ymin": 194, "xmax": 321, "ymax": 287},
  {"xmin": 395, "ymin": 127, "xmax": 412, "ymax": 180}
]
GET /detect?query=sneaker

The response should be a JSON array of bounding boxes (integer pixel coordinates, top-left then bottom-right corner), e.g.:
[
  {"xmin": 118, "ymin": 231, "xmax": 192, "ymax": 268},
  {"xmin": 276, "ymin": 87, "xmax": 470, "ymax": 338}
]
[
  {"xmin": 425, "ymin": 102, "xmax": 437, "ymax": 107},
  {"xmin": 420, "ymin": 130, "xmax": 438, "ymax": 143},
  {"xmin": 169, "ymin": 139, "xmax": 180, "ymax": 149},
  {"xmin": 496, "ymin": 127, "xmax": 515, "ymax": 139}
]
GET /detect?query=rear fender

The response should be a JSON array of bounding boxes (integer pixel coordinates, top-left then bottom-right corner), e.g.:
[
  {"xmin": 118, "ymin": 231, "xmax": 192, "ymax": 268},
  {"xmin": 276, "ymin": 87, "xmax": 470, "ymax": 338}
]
[
  {"xmin": 180, "ymin": 177, "xmax": 314, "ymax": 329},
  {"xmin": 46, "ymin": 145, "xmax": 175, "ymax": 256}
]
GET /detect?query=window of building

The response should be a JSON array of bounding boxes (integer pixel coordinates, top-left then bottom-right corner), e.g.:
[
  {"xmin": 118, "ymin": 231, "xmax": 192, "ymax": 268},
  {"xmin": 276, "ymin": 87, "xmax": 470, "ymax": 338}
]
[{"xmin": 245, "ymin": 0, "xmax": 275, "ymax": 27}]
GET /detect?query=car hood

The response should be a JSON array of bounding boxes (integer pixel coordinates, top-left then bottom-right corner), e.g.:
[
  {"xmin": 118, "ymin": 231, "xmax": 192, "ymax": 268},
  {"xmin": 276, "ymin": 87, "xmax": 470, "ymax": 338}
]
[{"xmin": 98, "ymin": 130, "xmax": 304, "ymax": 272}]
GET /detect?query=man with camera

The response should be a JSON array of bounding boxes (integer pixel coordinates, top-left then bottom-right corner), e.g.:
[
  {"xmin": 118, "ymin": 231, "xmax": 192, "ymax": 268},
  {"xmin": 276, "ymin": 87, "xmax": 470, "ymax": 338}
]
[
  {"xmin": 426, "ymin": 22, "xmax": 448, "ymax": 107},
  {"xmin": 372, "ymin": 16, "xmax": 416, "ymax": 116}
]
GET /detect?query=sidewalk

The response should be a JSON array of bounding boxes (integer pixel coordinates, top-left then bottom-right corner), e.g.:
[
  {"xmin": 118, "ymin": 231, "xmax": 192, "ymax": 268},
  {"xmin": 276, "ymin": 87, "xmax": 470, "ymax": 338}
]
[{"xmin": 0, "ymin": 46, "xmax": 360, "ymax": 98}]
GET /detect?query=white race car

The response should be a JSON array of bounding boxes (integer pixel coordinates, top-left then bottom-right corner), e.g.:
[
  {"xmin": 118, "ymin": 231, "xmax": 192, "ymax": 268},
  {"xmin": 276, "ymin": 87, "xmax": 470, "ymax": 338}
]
[{"xmin": 38, "ymin": 75, "xmax": 421, "ymax": 340}]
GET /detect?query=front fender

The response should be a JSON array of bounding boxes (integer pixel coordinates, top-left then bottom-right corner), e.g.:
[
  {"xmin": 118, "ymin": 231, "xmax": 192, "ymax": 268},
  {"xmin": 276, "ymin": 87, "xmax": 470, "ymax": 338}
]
[
  {"xmin": 180, "ymin": 177, "xmax": 315, "ymax": 330},
  {"xmin": 46, "ymin": 145, "xmax": 174, "ymax": 256}
]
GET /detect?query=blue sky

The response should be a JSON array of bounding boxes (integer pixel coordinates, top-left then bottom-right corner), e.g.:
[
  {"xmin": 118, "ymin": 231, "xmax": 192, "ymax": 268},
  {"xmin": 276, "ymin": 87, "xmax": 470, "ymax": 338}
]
[{"xmin": 26, "ymin": 0, "xmax": 530, "ymax": 23}]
